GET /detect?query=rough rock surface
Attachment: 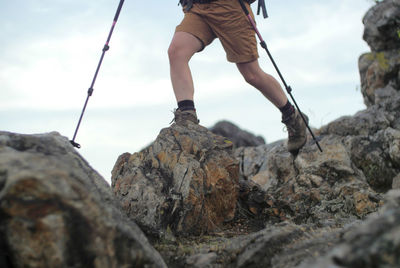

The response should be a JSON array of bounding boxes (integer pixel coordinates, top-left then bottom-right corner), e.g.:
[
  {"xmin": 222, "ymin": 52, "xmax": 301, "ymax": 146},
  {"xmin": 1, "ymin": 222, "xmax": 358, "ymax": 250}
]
[
  {"xmin": 210, "ymin": 120, "xmax": 265, "ymax": 148},
  {"xmin": 297, "ymin": 190, "xmax": 400, "ymax": 268},
  {"xmin": 0, "ymin": 131, "xmax": 166, "ymax": 268},
  {"xmin": 359, "ymin": 51, "xmax": 400, "ymax": 106},
  {"xmin": 362, "ymin": 0, "xmax": 400, "ymax": 51},
  {"xmin": 111, "ymin": 122, "xmax": 239, "ymax": 237},
  {"xmin": 359, "ymin": 0, "xmax": 400, "ymax": 106},
  {"xmin": 236, "ymin": 136, "xmax": 383, "ymax": 226}
]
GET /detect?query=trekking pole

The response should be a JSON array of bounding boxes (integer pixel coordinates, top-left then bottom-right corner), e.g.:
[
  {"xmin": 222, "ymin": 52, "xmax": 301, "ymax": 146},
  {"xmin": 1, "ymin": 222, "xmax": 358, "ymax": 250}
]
[
  {"xmin": 238, "ymin": 0, "xmax": 323, "ymax": 152},
  {"xmin": 70, "ymin": 0, "xmax": 125, "ymax": 149}
]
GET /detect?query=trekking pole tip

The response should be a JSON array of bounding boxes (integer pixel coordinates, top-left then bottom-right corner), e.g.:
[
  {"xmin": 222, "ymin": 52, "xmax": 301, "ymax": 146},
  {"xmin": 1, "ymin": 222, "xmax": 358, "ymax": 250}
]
[{"xmin": 70, "ymin": 140, "xmax": 81, "ymax": 149}]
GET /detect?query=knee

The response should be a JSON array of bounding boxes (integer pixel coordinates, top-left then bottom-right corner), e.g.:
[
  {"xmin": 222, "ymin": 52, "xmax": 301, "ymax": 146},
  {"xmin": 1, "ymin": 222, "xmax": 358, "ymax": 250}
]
[
  {"xmin": 243, "ymin": 71, "xmax": 259, "ymax": 86},
  {"xmin": 168, "ymin": 43, "xmax": 187, "ymax": 64}
]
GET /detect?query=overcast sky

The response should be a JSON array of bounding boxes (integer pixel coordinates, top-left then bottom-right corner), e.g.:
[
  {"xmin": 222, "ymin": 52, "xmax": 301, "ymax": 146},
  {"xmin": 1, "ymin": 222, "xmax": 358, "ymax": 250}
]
[{"xmin": 0, "ymin": 0, "xmax": 375, "ymax": 183}]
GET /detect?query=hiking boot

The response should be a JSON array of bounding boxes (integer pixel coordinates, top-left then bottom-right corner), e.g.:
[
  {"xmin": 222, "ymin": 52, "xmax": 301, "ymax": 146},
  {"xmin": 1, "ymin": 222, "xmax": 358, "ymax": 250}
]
[
  {"xmin": 172, "ymin": 109, "xmax": 199, "ymax": 125},
  {"xmin": 282, "ymin": 109, "xmax": 308, "ymax": 154}
]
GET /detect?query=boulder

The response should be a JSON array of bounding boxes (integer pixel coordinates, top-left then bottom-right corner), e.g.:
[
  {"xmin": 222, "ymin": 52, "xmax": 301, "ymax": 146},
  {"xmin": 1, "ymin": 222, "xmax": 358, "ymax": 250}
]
[
  {"xmin": 0, "ymin": 131, "xmax": 166, "ymax": 268},
  {"xmin": 319, "ymin": 105, "xmax": 390, "ymax": 136},
  {"xmin": 111, "ymin": 122, "xmax": 239, "ymax": 237},
  {"xmin": 235, "ymin": 136, "xmax": 382, "ymax": 227},
  {"xmin": 318, "ymin": 102, "xmax": 400, "ymax": 192},
  {"xmin": 210, "ymin": 120, "xmax": 265, "ymax": 148},
  {"xmin": 358, "ymin": 0, "xmax": 400, "ymax": 107},
  {"xmin": 362, "ymin": 0, "xmax": 400, "ymax": 52},
  {"xmin": 347, "ymin": 129, "xmax": 400, "ymax": 192},
  {"xmin": 358, "ymin": 50, "xmax": 400, "ymax": 106}
]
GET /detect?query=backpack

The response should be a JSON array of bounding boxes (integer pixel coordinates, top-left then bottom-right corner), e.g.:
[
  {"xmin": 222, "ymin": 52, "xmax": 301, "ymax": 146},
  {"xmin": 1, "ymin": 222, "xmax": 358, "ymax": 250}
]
[{"xmin": 178, "ymin": 0, "xmax": 268, "ymax": 18}]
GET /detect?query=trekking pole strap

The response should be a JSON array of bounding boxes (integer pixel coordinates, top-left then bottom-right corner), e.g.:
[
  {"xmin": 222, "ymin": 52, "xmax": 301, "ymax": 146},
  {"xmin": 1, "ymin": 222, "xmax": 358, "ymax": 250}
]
[{"xmin": 179, "ymin": 0, "xmax": 267, "ymax": 17}]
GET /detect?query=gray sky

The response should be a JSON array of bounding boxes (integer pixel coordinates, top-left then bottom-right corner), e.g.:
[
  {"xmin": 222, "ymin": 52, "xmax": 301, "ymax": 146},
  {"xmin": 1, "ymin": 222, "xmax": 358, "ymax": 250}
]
[{"xmin": 0, "ymin": 0, "xmax": 375, "ymax": 182}]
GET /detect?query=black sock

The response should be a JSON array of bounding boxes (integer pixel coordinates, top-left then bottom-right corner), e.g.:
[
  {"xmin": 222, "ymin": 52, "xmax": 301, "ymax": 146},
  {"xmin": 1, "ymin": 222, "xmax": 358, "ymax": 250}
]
[
  {"xmin": 279, "ymin": 100, "xmax": 295, "ymax": 119},
  {"xmin": 178, "ymin": 100, "xmax": 195, "ymax": 111}
]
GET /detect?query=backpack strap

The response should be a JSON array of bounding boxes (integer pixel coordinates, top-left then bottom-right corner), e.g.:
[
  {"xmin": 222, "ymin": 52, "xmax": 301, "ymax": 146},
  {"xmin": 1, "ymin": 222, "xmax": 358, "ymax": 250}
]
[
  {"xmin": 257, "ymin": 0, "xmax": 268, "ymax": 19},
  {"xmin": 178, "ymin": 0, "xmax": 268, "ymax": 18},
  {"xmin": 178, "ymin": 0, "xmax": 193, "ymax": 11}
]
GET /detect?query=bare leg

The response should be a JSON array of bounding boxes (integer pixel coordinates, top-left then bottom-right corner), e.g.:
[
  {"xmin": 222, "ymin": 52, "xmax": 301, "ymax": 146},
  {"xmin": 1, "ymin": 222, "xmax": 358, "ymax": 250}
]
[
  {"xmin": 168, "ymin": 31, "xmax": 203, "ymax": 102},
  {"xmin": 237, "ymin": 59, "xmax": 287, "ymax": 108}
]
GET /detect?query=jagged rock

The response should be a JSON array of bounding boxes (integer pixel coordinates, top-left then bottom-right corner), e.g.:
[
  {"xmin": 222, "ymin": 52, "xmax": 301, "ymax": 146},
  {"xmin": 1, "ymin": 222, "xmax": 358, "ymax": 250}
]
[
  {"xmin": 392, "ymin": 173, "xmax": 400, "ymax": 189},
  {"xmin": 210, "ymin": 120, "xmax": 265, "ymax": 148},
  {"xmin": 318, "ymin": 88, "xmax": 400, "ymax": 192},
  {"xmin": 156, "ymin": 221, "xmax": 347, "ymax": 268},
  {"xmin": 359, "ymin": 50, "xmax": 400, "ymax": 106},
  {"xmin": 157, "ymin": 191, "xmax": 400, "ymax": 268},
  {"xmin": 358, "ymin": 0, "xmax": 400, "ymax": 107},
  {"xmin": 362, "ymin": 0, "xmax": 400, "ymax": 52},
  {"xmin": 0, "ymin": 132, "xmax": 167, "ymax": 268},
  {"xmin": 296, "ymin": 190, "xmax": 400, "ymax": 268},
  {"xmin": 319, "ymin": 105, "xmax": 390, "ymax": 137},
  {"xmin": 348, "ymin": 127, "xmax": 400, "ymax": 191},
  {"xmin": 111, "ymin": 122, "xmax": 239, "ymax": 237},
  {"xmin": 235, "ymin": 136, "xmax": 382, "ymax": 227},
  {"xmin": 375, "ymin": 85, "xmax": 400, "ymax": 130}
]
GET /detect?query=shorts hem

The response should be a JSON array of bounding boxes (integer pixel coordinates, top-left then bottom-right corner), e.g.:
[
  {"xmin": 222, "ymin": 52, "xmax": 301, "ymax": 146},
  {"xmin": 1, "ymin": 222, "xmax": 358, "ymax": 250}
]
[
  {"xmin": 175, "ymin": 27, "xmax": 207, "ymax": 52},
  {"xmin": 227, "ymin": 54, "xmax": 259, "ymax": 63}
]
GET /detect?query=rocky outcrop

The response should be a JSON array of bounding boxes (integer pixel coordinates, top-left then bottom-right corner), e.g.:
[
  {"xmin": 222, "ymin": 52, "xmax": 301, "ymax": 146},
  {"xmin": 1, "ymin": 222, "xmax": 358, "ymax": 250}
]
[
  {"xmin": 111, "ymin": 122, "xmax": 239, "ymax": 237},
  {"xmin": 298, "ymin": 190, "xmax": 400, "ymax": 268},
  {"xmin": 157, "ymin": 190, "xmax": 400, "ymax": 268},
  {"xmin": 237, "ymin": 136, "xmax": 383, "ymax": 224},
  {"xmin": 362, "ymin": 0, "xmax": 400, "ymax": 52},
  {"xmin": 210, "ymin": 120, "xmax": 265, "ymax": 148},
  {"xmin": 359, "ymin": 0, "xmax": 400, "ymax": 106},
  {"xmin": 0, "ymin": 131, "xmax": 166, "ymax": 268}
]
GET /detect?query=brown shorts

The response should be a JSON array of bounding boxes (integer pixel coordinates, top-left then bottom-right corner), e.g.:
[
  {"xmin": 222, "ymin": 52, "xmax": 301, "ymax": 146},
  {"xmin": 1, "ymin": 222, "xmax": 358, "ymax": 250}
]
[{"xmin": 176, "ymin": 0, "xmax": 259, "ymax": 63}]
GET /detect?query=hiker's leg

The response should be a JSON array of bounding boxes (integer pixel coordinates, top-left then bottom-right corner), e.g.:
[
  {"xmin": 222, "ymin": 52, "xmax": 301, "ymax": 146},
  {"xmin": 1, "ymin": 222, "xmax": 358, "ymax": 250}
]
[
  {"xmin": 236, "ymin": 59, "xmax": 288, "ymax": 108},
  {"xmin": 168, "ymin": 31, "xmax": 203, "ymax": 102},
  {"xmin": 237, "ymin": 59, "xmax": 308, "ymax": 154}
]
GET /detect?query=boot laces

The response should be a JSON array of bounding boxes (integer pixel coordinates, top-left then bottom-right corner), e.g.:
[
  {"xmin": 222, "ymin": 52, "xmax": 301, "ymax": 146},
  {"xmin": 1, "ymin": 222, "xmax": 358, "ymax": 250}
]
[{"xmin": 283, "ymin": 125, "xmax": 296, "ymax": 138}]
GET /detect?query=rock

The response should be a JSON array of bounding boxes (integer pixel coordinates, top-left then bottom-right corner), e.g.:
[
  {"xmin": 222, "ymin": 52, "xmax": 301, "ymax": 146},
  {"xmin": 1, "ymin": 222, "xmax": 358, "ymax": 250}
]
[
  {"xmin": 393, "ymin": 173, "xmax": 400, "ymax": 189},
  {"xmin": 376, "ymin": 86, "xmax": 400, "ymax": 130},
  {"xmin": 238, "ymin": 135, "xmax": 382, "ymax": 226},
  {"xmin": 210, "ymin": 120, "xmax": 265, "ymax": 148},
  {"xmin": 347, "ymin": 130, "xmax": 398, "ymax": 192},
  {"xmin": 297, "ymin": 190, "xmax": 400, "ymax": 268},
  {"xmin": 318, "ymin": 88, "xmax": 400, "ymax": 193},
  {"xmin": 156, "ymin": 221, "xmax": 346, "ymax": 268},
  {"xmin": 362, "ymin": 0, "xmax": 400, "ymax": 52},
  {"xmin": 358, "ymin": 50, "xmax": 400, "ymax": 106},
  {"xmin": 186, "ymin": 252, "xmax": 217, "ymax": 267},
  {"xmin": 0, "ymin": 131, "xmax": 167, "ymax": 268},
  {"xmin": 111, "ymin": 122, "xmax": 239, "ymax": 237},
  {"xmin": 235, "ymin": 141, "xmax": 292, "ymax": 191},
  {"xmin": 319, "ymin": 105, "xmax": 390, "ymax": 136}
]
